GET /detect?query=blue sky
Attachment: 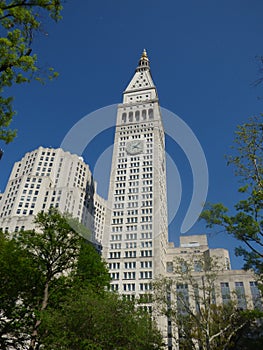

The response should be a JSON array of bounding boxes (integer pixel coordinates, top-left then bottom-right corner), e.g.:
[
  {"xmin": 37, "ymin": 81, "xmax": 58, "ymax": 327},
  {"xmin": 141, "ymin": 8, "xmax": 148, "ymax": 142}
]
[{"xmin": 0, "ymin": 0, "xmax": 263, "ymax": 268}]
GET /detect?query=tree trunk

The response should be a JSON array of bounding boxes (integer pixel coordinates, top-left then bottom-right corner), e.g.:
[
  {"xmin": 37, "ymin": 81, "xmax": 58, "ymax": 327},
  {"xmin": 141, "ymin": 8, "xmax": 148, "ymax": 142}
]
[{"xmin": 29, "ymin": 281, "xmax": 49, "ymax": 350}]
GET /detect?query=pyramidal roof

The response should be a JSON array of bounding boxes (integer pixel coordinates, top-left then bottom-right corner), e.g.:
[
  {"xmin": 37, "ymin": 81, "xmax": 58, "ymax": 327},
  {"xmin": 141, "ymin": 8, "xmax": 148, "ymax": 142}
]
[{"xmin": 124, "ymin": 49, "xmax": 156, "ymax": 93}]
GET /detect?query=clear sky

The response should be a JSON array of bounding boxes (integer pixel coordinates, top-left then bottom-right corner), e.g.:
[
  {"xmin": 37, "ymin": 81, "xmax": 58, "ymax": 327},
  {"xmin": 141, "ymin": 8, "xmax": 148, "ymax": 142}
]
[{"xmin": 0, "ymin": 0, "xmax": 262, "ymax": 268}]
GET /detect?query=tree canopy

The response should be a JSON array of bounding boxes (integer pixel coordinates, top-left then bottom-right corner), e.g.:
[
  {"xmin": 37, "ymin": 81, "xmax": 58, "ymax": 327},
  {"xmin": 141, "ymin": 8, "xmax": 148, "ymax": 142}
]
[
  {"xmin": 201, "ymin": 115, "xmax": 263, "ymax": 277},
  {"xmin": 0, "ymin": 0, "xmax": 63, "ymax": 143},
  {"xmin": 154, "ymin": 255, "xmax": 260, "ymax": 350},
  {"xmin": 0, "ymin": 209, "xmax": 162, "ymax": 350},
  {"xmin": 40, "ymin": 287, "xmax": 163, "ymax": 350}
]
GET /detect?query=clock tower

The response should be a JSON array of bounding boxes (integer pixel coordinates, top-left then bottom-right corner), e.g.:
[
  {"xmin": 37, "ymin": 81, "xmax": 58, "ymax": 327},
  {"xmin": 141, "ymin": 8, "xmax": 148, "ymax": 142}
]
[{"xmin": 103, "ymin": 50, "xmax": 168, "ymax": 308}]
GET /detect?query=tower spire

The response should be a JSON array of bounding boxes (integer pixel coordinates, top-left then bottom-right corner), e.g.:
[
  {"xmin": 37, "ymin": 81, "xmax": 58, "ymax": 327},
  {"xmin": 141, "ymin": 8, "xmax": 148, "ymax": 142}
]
[
  {"xmin": 123, "ymin": 49, "xmax": 157, "ymax": 99},
  {"xmin": 137, "ymin": 48, "xmax": 150, "ymax": 71}
]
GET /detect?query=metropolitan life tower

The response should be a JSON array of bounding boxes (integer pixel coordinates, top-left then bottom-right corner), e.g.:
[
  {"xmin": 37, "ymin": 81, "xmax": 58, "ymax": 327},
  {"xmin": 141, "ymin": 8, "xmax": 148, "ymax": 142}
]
[{"xmin": 103, "ymin": 50, "xmax": 168, "ymax": 306}]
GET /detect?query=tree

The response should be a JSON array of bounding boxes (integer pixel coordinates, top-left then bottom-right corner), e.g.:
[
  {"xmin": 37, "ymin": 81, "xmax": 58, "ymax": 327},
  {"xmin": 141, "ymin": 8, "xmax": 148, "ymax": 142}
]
[
  {"xmin": 153, "ymin": 255, "xmax": 256, "ymax": 350},
  {"xmin": 75, "ymin": 238, "xmax": 110, "ymax": 291},
  {"xmin": 201, "ymin": 115, "xmax": 263, "ymax": 277},
  {"xmin": 0, "ymin": 0, "xmax": 63, "ymax": 143},
  {"xmin": 0, "ymin": 209, "xmax": 162, "ymax": 350},
  {"xmin": 228, "ymin": 317, "xmax": 263, "ymax": 349},
  {"xmin": 0, "ymin": 208, "xmax": 110, "ymax": 350},
  {"xmin": 0, "ymin": 230, "xmax": 42, "ymax": 349},
  {"xmin": 40, "ymin": 288, "xmax": 164, "ymax": 350},
  {"xmin": 17, "ymin": 209, "xmax": 83, "ymax": 350}
]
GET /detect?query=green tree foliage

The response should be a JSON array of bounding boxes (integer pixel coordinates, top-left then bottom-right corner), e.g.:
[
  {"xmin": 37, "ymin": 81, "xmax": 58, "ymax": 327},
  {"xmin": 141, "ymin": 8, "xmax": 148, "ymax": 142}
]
[
  {"xmin": 0, "ymin": 230, "xmax": 42, "ymax": 349},
  {"xmin": 201, "ymin": 115, "xmax": 263, "ymax": 276},
  {"xmin": 228, "ymin": 317, "xmax": 263, "ymax": 349},
  {"xmin": 0, "ymin": 0, "xmax": 63, "ymax": 143},
  {"xmin": 17, "ymin": 209, "xmax": 83, "ymax": 349},
  {"xmin": 0, "ymin": 209, "xmax": 110, "ymax": 349},
  {"xmin": 0, "ymin": 209, "xmax": 162, "ymax": 350},
  {"xmin": 40, "ymin": 288, "xmax": 163, "ymax": 350},
  {"xmin": 75, "ymin": 240, "xmax": 110, "ymax": 291},
  {"xmin": 154, "ymin": 255, "xmax": 258, "ymax": 350}
]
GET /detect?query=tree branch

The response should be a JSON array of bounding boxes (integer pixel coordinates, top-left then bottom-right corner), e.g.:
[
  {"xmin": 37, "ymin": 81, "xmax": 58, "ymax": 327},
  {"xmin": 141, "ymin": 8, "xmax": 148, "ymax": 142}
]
[
  {"xmin": 0, "ymin": 1, "xmax": 45, "ymax": 12},
  {"xmin": 241, "ymin": 237, "xmax": 263, "ymax": 258},
  {"xmin": 223, "ymin": 320, "xmax": 249, "ymax": 350}
]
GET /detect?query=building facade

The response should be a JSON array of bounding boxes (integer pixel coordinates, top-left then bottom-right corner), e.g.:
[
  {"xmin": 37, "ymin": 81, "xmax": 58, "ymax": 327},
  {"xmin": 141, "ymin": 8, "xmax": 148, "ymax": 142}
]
[
  {"xmin": 0, "ymin": 147, "xmax": 96, "ymax": 239},
  {"xmin": 94, "ymin": 192, "xmax": 107, "ymax": 244},
  {"xmin": 0, "ymin": 51, "xmax": 261, "ymax": 350},
  {"xmin": 101, "ymin": 51, "xmax": 262, "ymax": 348},
  {"xmin": 167, "ymin": 235, "xmax": 261, "ymax": 309},
  {"xmin": 102, "ymin": 50, "xmax": 168, "ymax": 306},
  {"xmin": 165, "ymin": 235, "xmax": 262, "ymax": 349}
]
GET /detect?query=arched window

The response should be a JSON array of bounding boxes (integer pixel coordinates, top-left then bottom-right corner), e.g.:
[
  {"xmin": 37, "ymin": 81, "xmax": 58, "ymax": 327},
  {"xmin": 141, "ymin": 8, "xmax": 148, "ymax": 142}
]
[
  {"xmin": 142, "ymin": 110, "xmax": 147, "ymax": 120},
  {"xmin": 129, "ymin": 112, "xmax": 133, "ymax": 122},
  {"xmin": 122, "ymin": 113, "xmax": 127, "ymax": 123},
  {"xmin": 148, "ymin": 109, "xmax": 154, "ymax": 119},
  {"xmin": 135, "ymin": 110, "xmax": 140, "ymax": 121}
]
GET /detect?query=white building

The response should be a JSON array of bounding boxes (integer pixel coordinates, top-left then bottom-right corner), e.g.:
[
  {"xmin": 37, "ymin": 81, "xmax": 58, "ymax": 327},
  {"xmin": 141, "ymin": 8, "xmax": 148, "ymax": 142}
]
[
  {"xmin": 0, "ymin": 50, "xmax": 261, "ymax": 349},
  {"xmin": 102, "ymin": 50, "xmax": 168, "ymax": 308},
  {"xmin": 101, "ymin": 50, "xmax": 262, "ymax": 349},
  {"xmin": 165, "ymin": 235, "xmax": 262, "ymax": 349},
  {"xmin": 0, "ymin": 147, "xmax": 96, "ymax": 238},
  {"xmin": 94, "ymin": 192, "xmax": 107, "ymax": 244},
  {"xmin": 167, "ymin": 235, "xmax": 261, "ymax": 309}
]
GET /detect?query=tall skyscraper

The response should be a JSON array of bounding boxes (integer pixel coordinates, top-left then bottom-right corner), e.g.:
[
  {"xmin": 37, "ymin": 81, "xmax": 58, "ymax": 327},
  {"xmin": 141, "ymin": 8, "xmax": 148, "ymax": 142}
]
[
  {"xmin": 0, "ymin": 147, "xmax": 96, "ymax": 238},
  {"xmin": 103, "ymin": 50, "xmax": 168, "ymax": 304},
  {"xmin": 0, "ymin": 51, "xmax": 261, "ymax": 350}
]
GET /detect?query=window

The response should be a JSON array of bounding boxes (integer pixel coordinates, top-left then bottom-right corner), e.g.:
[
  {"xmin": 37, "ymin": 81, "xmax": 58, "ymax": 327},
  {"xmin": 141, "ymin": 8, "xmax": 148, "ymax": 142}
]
[
  {"xmin": 110, "ymin": 272, "xmax": 119, "ymax": 280},
  {"xmin": 128, "ymin": 112, "xmax": 133, "ymax": 122},
  {"xmin": 122, "ymin": 114, "xmax": 127, "ymax": 123},
  {"xmin": 148, "ymin": 108, "xmax": 154, "ymax": 119},
  {"xmin": 176, "ymin": 284, "xmax": 189, "ymax": 314},
  {"xmin": 109, "ymin": 252, "xmax": 121, "ymax": 259},
  {"xmin": 221, "ymin": 282, "xmax": 231, "ymax": 304},
  {"xmin": 109, "ymin": 262, "xmax": 120, "ymax": 269},
  {"xmin": 225, "ymin": 257, "xmax": 230, "ymax": 270},
  {"xmin": 111, "ymin": 284, "xmax": 119, "ymax": 291},
  {"xmin": 167, "ymin": 262, "xmax": 173, "ymax": 273},
  {"xmin": 194, "ymin": 260, "xmax": 202, "ymax": 272},
  {"xmin": 123, "ymin": 283, "xmax": 135, "ymax": 291},
  {"xmin": 235, "ymin": 282, "xmax": 247, "ymax": 310},
  {"xmin": 124, "ymin": 272, "xmax": 136, "ymax": 280},
  {"xmin": 139, "ymin": 283, "xmax": 152, "ymax": 291},
  {"xmin": 250, "ymin": 281, "xmax": 262, "ymax": 310},
  {"xmin": 139, "ymin": 271, "xmax": 152, "ymax": 279},
  {"xmin": 125, "ymin": 250, "xmax": 136, "ymax": 258},
  {"xmin": 124, "ymin": 262, "xmax": 136, "ymax": 269},
  {"xmin": 140, "ymin": 250, "xmax": 152, "ymax": 257},
  {"xmin": 140, "ymin": 261, "xmax": 152, "ymax": 268}
]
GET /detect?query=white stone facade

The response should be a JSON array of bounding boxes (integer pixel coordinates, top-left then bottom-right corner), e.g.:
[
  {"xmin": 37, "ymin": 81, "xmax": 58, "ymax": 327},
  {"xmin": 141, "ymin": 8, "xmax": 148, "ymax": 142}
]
[
  {"xmin": 0, "ymin": 147, "xmax": 96, "ymax": 238},
  {"xmin": 165, "ymin": 234, "xmax": 262, "ymax": 349},
  {"xmin": 0, "ymin": 51, "xmax": 261, "ymax": 350},
  {"xmin": 94, "ymin": 192, "xmax": 107, "ymax": 244},
  {"xmin": 101, "ymin": 51, "xmax": 261, "ymax": 348},
  {"xmin": 166, "ymin": 235, "xmax": 260, "ymax": 307},
  {"xmin": 102, "ymin": 50, "xmax": 169, "ymax": 307}
]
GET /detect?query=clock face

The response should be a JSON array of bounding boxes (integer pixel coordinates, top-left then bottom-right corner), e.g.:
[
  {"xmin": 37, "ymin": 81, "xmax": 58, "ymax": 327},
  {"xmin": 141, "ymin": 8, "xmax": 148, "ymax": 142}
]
[{"xmin": 126, "ymin": 140, "xmax": 144, "ymax": 155}]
